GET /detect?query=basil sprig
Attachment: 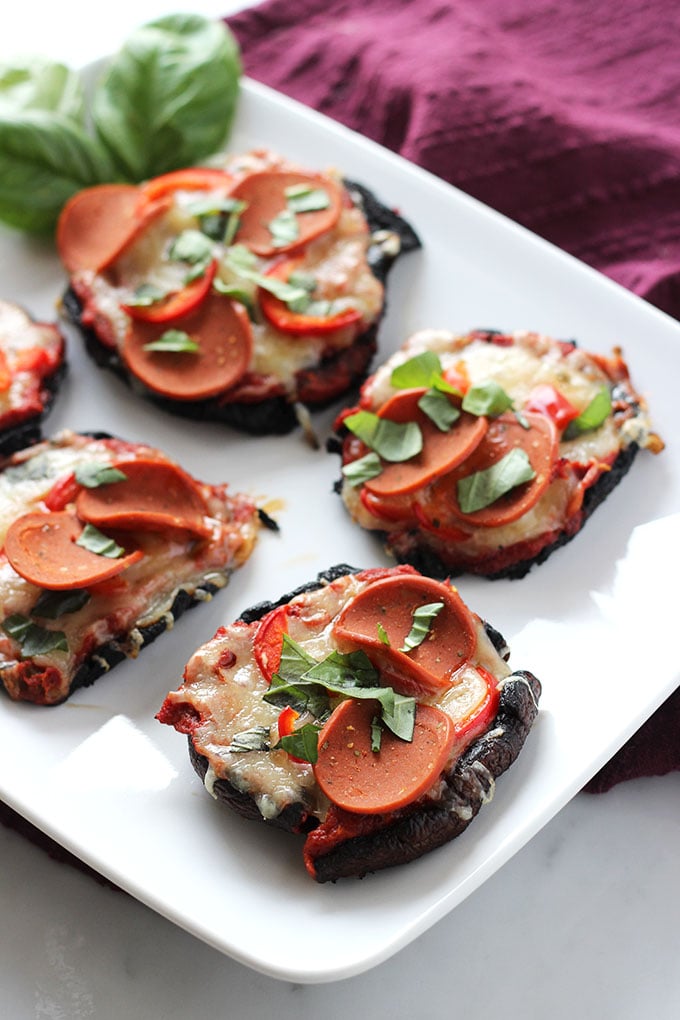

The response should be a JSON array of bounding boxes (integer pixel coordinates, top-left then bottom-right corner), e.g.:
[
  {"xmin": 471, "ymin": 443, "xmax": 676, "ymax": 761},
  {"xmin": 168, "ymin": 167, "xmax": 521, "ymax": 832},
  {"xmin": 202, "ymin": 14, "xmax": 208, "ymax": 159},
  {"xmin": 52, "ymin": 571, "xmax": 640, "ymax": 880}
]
[
  {"xmin": 143, "ymin": 330, "xmax": 200, "ymax": 354},
  {"xmin": 0, "ymin": 14, "xmax": 242, "ymax": 234},
  {"xmin": 400, "ymin": 602, "xmax": 444, "ymax": 652},
  {"xmin": 457, "ymin": 447, "xmax": 535, "ymax": 513}
]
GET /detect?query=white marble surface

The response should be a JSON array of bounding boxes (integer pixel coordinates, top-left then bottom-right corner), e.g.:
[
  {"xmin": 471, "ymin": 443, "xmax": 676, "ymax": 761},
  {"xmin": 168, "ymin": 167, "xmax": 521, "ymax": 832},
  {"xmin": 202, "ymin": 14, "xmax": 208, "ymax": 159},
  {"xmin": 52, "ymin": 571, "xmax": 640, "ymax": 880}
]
[{"xmin": 2, "ymin": 3, "xmax": 679, "ymax": 1016}]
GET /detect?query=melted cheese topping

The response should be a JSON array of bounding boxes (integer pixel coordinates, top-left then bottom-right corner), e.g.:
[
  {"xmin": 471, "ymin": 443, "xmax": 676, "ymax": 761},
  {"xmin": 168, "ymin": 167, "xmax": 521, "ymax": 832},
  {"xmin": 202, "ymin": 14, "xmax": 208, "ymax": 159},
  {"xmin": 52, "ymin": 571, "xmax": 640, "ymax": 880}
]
[
  {"xmin": 166, "ymin": 572, "xmax": 512, "ymax": 821},
  {"xmin": 0, "ymin": 301, "xmax": 63, "ymax": 423}
]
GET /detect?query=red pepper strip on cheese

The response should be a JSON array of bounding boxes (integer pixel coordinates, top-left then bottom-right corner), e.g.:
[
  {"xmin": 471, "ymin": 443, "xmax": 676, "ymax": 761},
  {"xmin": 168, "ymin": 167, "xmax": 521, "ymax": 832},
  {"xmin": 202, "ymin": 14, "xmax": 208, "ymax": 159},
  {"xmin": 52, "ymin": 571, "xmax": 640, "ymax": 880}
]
[
  {"xmin": 56, "ymin": 184, "xmax": 170, "ymax": 274},
  {"xmin": 123, "ymin": 260, "xmax": 217, "ymax": 324},
  {"xmin": 440, "ymin": 410, "xmax": 558, "ymax": 528},
  {"xmin": 253, "ymin": 604, "xmax": 290, "ymax": 683},
  {"xmin": 229, "ymin": 171, "xmax": 343, "ymax": 257},
  {"xmin": 4, "ymin": 511, "xmax": 143, "ymax": 591},
  {"xmin": 363, "ymin": 388, "xmax": 488, "ymax": 497},
  {"xmin": 276, "ymin": 705, "xmax": 308, "ymax": 763},
  {"xmin": 75, "ymin": 459, "xmax": 212, "ymax": 538},
  {"xmin": 140, "ymin": 167, "xmax": 234, "ymax": 202},
  {"xmin": 524, "ymin": 384, "xmax": 580, "ymax": 431},
  {"xmin": 43, "ymin": 472, "xmax": 80, "ymax": 512},
  {"xmin": 259, "ymin": 257, "xmax": 363, "ymax": 335},
  {"xmin": 122, "ymin": 291, "xmax": 253, "ymax": 401},
  {"xmin": 333, "ymin": 574, "xmax": 477, "ymax": 698},
  {"xmin": 313, "ymin": 697, "xmax": 455, "ymax": 814}
]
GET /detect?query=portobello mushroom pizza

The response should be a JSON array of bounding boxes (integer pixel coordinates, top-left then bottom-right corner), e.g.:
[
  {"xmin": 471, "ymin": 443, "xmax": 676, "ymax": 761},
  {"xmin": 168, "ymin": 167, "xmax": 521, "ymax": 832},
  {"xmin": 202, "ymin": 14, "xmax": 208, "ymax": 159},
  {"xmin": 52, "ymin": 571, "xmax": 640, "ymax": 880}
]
[
  {"xmin": 331, "ymin": 328, "xmax": 664, "ymax": 579},
  {"xmin": 0, "ymin": 301, "xmax": 66, "ymax": 456},
  {"xmin": 57, "ymin": 150, "xmax": 420, "ymax": 435},
  {"xmin": 157, "ymin": 564, "xmax": 541, "ymax": 883},
  {"xmin": 0, "ymin": 430, "xmax": 260, "ymax": 705}
]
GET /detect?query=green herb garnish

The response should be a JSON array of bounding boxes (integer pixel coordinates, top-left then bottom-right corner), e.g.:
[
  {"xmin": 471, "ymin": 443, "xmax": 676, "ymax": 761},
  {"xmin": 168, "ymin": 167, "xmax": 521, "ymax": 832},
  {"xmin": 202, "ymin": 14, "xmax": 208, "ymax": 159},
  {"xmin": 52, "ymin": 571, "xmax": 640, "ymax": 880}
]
[
  {"xmin": 31, "ymin": 588, "xmax": 90, "ymax": 619},
  {"xmin": 228, "ymin": 726, "xmax": 271, "ymax": 752},
  {"xmin": 123, "ymin": 282, "xmax": 169, "ymax": 308},
  {"xmin": 563, "ymin": 386, "xmax": 612, "ymax": 438},
  {"xmin": 2, "ymin": 614, "xmax": 68, "ymax": 655},
  {"xmin": 341, "ymin": 452, "xmax": 383, "ymax": 487},
  {"xmin": 75, "ymin": 524, "xmax": 125, "ymax": 559},
  {"xmin": 462, "ymin": 380, "xmax": 514, "ymax": 417},
  {"xmin": 344, "ymin": 410, "xmax": 422, "ymax": 463},
  {"xmin": 74, "ymin": 463, "xmax": 127, "ymax": 489},
  {"xmin": 275, "ymin": 723, "xmax": 321, "ymax": 764},
  {"xmin": 143, "ymin": 330, "xmax": 200, "ymax": 353},
  {"xmin": 417, "ymin": 388, "xmax": 461, "ymax": 431},
  {"xmin": 400, "ymin": 602, "xmax": 444, "ymax": 651},
  {"xmin": 268, "ymin": 207, "xmax": 299, "ymax": 247},
  {"xmin": 457, "ymin": 447, "xmax": 535, "ymax": 513},
  {"xmin": 284, "ymin": 185, "xmax": 330, "ymax": 213}
]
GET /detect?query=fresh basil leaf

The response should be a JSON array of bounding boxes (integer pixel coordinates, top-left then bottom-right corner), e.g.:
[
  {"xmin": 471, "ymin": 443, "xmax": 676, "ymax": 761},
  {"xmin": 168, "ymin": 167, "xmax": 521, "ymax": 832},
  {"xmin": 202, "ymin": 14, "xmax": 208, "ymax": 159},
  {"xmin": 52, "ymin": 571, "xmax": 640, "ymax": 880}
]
[
  {"xmin": 370, "ymin": 716, "xmax": 383, "ymax": 752},
  {"xmin": 0, "ymin": 110, "xmax": 114, "ymax": 233},
  {"xmin": 223, "ymin": 248, "xmax": 308, "ymax": 304},
  {"xmin": 376, "ymin": 622, "xmax": 390, "ymax": 646},
  {"xmin": 563, "ymin": 386, "xmax": 612, "ymax": 438},
  {"xmin": 344, "ymin": 410, "xmax": 423, "ymax": 463},
  {"xmin": 417, "ymin": 388, "xmax": 461, "ymax": 431},
  {"xmin": 287, "ymin": 271, "xmax": 317, "ymax": 294},
  {"xmin": 168, "ymin": 229, "xmax": 213, "ymax": 266},
  {"xmin": 225, "ymin": 243, "xmax": 256, "ymax": 271},
  {"xmin": 276, "ymin": 723, "xmax": 321, "ymax": 764},
  {"xmin": 285, "ymin": 186, "xmax": 330, "ymax": 213},
  {"xmin": 126, "ymin": 282, "xmax": 169, "ymax": 307},
  {"xmin": 268, "ymin": 208, "xmax": 299, "ymax": 248},
  {"xmin": 2, "ymin": 614, "xmax": 68, "ymax": 655},
  {"xmin": 212, "ymin": 279, "xmax": 256, "ymax": 318},
  {"xmin": 74, "ymin": 463, "xmax": 127, "ymax": 489},
  {"xmin": 400, "ymin": 602, "xmax": 444, "ymax": 652},
  {"xmin": 462, "ymin": 380, "xmax": 514, "ymax": 417},
  {"xmin": 277, "ymin": 634, "xmax": 317, "ymax": 684},
  {"xmin": 187, "ymin": 196, "xmax": 246, "ymax": 218},
  {"xmin": 390, "ymin": 351, "xmax": 443, "ymax": 389},
  {"xmin": 457, "ymin": 447, "xmax": 535, "ymax": 513},
  {"xmin": 342, "ymin": 452, "xmax": 383, "ymax": 487},
  {"xmin": 143, "ymin": 330, "xmax": 200, "ymax": 353},
  {"xmin": 31, "ymin": 588, "xmax": 90, "ymax": 620},
  {"xmin": 91, "ymin": 14, "xmax": 241, "ymax": 181},
  {"xmin": 381, "ymin": 693, "xmax": 416, "ymax": 742},
  {"xmin": 228, "ymin": 726, "xmax": 271, "ymax": 752},
  {"xmin": 0, "ymin": 59, "xmax": 84, "ymax": 119},
  {"xmin": 75, "ymin": 524, "xmax": 125, "ymax": 559},
  {"xmin": 304, "ymin": 649, "xmax": 380, "ymax": 689}
]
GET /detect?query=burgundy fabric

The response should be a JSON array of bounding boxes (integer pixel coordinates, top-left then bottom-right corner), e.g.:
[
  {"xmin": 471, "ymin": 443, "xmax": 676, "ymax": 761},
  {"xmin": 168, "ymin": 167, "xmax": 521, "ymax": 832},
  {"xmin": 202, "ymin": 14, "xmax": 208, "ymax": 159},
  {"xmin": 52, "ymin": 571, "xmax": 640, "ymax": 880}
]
[
  {"xmin": 227, "ymin": 0, "xmax": 680, "ymax": 789},
  {"xmin": 227, "ymin": 0, "xmax": 680, "ymax": 319}
]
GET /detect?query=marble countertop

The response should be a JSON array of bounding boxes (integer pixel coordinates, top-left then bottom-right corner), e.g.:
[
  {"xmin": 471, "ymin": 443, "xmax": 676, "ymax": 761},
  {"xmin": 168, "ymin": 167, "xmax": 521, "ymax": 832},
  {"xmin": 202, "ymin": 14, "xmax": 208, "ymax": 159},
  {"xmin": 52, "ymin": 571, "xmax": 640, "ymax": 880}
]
[{"xmin": 2, "ymin": 3, "xmax": 679, "ymax": 1016}]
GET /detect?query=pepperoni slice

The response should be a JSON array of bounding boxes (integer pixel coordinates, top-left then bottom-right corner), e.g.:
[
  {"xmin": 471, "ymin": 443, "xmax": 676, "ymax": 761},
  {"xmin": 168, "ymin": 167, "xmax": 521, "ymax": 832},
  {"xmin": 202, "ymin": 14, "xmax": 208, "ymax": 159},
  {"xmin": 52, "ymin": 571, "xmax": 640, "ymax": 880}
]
[
  {"xmin": 333, "ymin": 574, "xmax": 478, "ymax": 697},
  {"xmin": 75, "ymin": 459, "xmax": 212, "ymax": 538},
  {"xmin": 122, "ymin": 291, "xmax": 253, "ymax": 401},
  {"xmin": 229, "ymin": 171, "xmax": 343, "ymax": 257},
  {"xmin": 430, "ymin": 411, "xmax": 558, "ymax": 528},
  {"xmin": 363, "ymin": 388, "xmax": 488, "ymax": 497},
  {"xmin": 123, "ymin": 260, "xmax": 217, "ymax": 324},
  {"xmin": 56, "ymin": 184, "xmax": 170, "ymax": 274},
  {"xmin": 313, "ymin": 698, "xmax": 455, "ymax": 814},
  {"xmin": 253, "ymin": 604, "xmax": 290, "ymax": 683},
  {"xmin": 259, "ymin": 257, "xmax": 363, "ymax": 335},
  {"xmin": 140, "ymin": 167, "xmax": 234, "ymax": 202},
  {"xmin": 4, "ymin": 511, "xmax": 143, "ymax": 591}
]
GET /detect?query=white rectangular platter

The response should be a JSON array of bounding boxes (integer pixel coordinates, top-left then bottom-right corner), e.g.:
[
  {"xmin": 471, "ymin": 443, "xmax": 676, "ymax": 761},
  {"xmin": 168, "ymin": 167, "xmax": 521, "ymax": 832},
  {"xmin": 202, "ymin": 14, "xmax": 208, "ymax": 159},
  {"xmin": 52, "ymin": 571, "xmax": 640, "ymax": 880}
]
[{"xmin": 0, "ymin": 77, "xmax": 678, "ymax": 983}]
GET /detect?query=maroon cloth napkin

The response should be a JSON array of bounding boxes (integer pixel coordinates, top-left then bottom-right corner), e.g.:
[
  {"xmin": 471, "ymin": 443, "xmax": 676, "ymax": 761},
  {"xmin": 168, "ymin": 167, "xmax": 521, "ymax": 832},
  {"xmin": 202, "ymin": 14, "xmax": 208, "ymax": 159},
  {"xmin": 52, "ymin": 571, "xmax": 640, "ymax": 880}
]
[{"xmin": 227, "ymin": 0, "xmax": 680, "ymax": 791}]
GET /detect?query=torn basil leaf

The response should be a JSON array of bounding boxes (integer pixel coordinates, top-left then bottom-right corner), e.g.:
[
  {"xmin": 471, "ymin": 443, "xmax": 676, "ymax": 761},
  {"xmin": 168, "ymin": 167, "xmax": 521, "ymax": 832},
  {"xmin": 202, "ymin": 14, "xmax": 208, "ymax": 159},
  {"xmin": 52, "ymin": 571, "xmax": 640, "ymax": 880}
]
[
  {"xmin": 268, "ymin": 207, "xmax": 299, "ymax": 247},
  {"xmin": 344, "ymin": 410, "xmax": 423, "ymax": 463},
  {"xmin": 168, "ymin": 228, "xmax": 213, "ymax": 267},
  {"xmin": 143, "ymin": 330, "xmax": 200, "ymax": 353},
  {"xmin": 390, "ymin": 350, "xmax": 443, "ymax": 389},
  {"xmin": 462, "ymin": 380, "xmax": 514, "ymax": 417},
  {"xmin": 74, "ymin": 463, "xmax": 127, "ymax": 489},
  {"xmin": 2, "ymin": 614, "xmax": 68, "ymax": 655},
  {"xmin": 275, "ymin": 723, "xmax": 321, "ymax": 764},
  {"xmin": 457, "ymin": 447, "xmax": 535, "ymax": 513},
  {"xmin": 285, "ymin": 185, "xmax": 330, "ymax": 213},
  {"xmin": 228, "ymin": 726, "xmax": 271, "ymax": 753},
  {"xmin": 31, "ymin": 588, "xmax": 90, "ymax": 619},
  {"xmin": 125, "ymin": 282, "xmax": 169, "ymax": 307},
  {"xmin": 376, "ymin": 622, "xmax": 390, "ymax": 646},
  {"xmin": 400, "ymin": 602, "xmax": 444, "ymax": 652},
  {"xmin": 342, "ymin": 452, "xmax": 383, "ymax": 487},
  {"xmin": 370, "ymin": 716, "xmax": 382, "ymax": 752},
  {"xmin": 76, "ymin": 524, "xmax": 125, "ymax": 559},
  {"xmin": 563, "ymin": 385, "xmax": 612, "ymax": 438},
  {"xmin": 418, "ymin": 388, "xmax": 461, "ymax": 431},
  {"xmin": 212, "ymin": 278, "xmax": 255, "ymax": 318}
]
